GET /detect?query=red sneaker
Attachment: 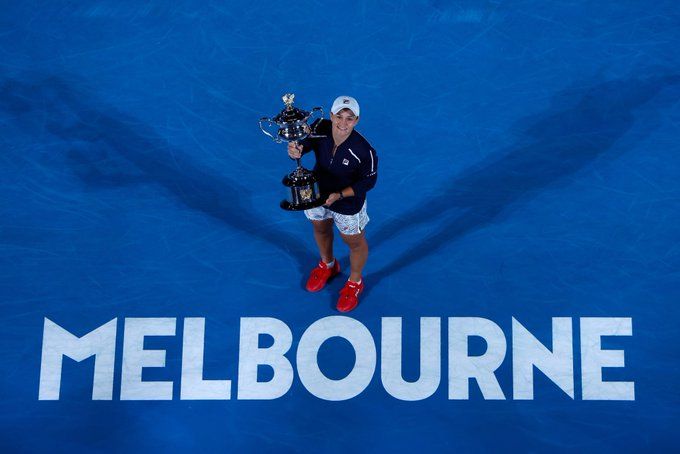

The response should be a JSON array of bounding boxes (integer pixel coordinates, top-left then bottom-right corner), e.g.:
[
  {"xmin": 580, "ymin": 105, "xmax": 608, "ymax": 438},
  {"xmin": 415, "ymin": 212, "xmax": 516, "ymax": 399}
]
[
  {"xmin": 337, "ymin": 280, "xmax": 364, "ymax": 312},
  {"xmin": 305, "ymin": 260, "xmax": 340, "ymax": 292}
]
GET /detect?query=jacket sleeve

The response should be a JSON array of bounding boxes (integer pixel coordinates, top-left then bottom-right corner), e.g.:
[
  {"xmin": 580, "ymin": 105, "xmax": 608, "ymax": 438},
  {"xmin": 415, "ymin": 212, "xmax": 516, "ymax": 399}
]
[
  {"xmin": 351, "ymin": 147, "xmax": 378, "ymax": 198},
  {"xmin": 297, "ymin": 137, "xmax": 315, "ymax": 156}
]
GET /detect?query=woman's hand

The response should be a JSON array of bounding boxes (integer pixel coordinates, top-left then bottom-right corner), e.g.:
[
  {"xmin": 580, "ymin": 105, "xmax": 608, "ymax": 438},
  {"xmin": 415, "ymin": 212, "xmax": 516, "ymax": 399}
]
[
  {"xmin": 324, "ymin": 192, "xmax": 342, "ymax": 206},
  {"xmin": 287, "ymin": 142, "xmax": 303, "ymax": 159}
]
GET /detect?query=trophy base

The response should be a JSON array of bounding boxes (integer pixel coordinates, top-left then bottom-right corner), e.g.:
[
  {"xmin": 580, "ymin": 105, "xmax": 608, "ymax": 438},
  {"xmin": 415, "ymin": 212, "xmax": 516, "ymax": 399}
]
[
  {"xmin": 280, "ymin": 198, "xmax": 327, "ymax": 211},
  {"xmin": 281, "ymin": 165, "xmax": 324, "ymax": 212}
]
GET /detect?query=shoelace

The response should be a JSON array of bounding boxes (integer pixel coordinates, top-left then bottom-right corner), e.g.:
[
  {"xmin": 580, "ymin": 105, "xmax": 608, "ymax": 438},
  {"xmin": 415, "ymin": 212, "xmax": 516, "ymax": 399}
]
[{"xmin": 340, "ymin": 282, "xmax": 361, "ymax": 297}]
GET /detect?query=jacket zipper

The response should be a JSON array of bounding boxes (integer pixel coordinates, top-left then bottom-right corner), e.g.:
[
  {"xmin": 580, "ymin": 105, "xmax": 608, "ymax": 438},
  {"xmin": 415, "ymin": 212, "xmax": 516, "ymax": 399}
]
[{"xmin": 330, "ymin": 144, "xmax": 338, "ymax": 166}]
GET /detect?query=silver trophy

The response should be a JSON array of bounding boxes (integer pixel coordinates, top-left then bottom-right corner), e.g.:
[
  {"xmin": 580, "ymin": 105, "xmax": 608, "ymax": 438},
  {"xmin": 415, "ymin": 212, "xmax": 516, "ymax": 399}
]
[{"xmin": 259, "ymin": 94, "xmax": 325, "ymax": 211}]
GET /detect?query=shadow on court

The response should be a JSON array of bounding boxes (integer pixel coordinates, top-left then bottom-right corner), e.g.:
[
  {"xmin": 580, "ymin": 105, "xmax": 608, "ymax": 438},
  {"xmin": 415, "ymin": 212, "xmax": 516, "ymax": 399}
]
[
  {"xmin": 360, "ymin": 72, "xmax": 680, "ymax": 299},
  {"xmin": 0, "ymin": 74, "xmax": 313, "ymax": 276}
]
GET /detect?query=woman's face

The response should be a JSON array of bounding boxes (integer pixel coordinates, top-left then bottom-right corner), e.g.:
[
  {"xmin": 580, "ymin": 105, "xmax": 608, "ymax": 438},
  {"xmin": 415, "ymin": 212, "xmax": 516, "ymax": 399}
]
[{"xmin": 330, "ymin": 108, "xmax": 359, "ymax": 140}]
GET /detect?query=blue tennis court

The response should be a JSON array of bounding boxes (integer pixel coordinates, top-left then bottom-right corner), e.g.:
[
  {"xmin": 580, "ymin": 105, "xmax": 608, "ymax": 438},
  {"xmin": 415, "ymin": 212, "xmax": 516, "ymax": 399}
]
[{"xmin": 1, "ymin": 1, "xmax": 679, "ymax": 451}]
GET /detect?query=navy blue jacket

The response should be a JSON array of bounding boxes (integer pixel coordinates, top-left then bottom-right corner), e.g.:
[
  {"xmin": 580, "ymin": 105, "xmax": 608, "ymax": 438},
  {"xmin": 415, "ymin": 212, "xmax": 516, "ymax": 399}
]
[{"xmin": 300, "ymin": 119, "xmax": 378, "ymax": 215}]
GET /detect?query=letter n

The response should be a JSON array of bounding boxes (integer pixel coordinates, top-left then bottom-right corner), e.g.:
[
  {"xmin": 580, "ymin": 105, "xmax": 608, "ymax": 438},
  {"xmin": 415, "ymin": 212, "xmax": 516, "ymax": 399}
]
[{"xmin": 512, "ymin": 317, "xmax": 574, "ymax": 399}]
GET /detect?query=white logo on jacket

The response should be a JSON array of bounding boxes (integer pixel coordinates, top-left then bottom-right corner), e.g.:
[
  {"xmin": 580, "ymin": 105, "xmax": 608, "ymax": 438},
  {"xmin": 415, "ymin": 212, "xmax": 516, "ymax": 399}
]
[{"xmin": 342, "ymin": 158, "xmax": 349, "ymax": 165}]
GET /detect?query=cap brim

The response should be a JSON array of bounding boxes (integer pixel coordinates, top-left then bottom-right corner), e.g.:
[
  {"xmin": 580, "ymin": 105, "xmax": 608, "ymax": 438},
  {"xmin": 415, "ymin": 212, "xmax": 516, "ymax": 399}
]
[{"xmin": 331, "ymin": 105, "xmax": 359, "ymax": 116}]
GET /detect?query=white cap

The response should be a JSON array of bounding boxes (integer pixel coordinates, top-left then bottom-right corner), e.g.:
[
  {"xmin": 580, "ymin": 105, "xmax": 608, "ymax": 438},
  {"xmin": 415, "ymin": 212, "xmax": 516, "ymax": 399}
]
[{"xmin": 331, "ymin": 95, "xmax": 360, "ymax": 117}]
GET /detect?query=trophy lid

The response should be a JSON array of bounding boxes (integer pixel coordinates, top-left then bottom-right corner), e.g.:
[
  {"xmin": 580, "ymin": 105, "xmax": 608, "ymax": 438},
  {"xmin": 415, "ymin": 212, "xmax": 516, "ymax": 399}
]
[{"xmin": 273, "ymin": 93, "xmax": 310, "ymax": 124}]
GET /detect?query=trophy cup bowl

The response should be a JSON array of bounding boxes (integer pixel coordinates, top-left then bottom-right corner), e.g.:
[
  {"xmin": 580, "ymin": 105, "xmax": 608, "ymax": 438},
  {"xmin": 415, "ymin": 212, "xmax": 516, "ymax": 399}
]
[{"xmin": 259, "ymin": 94, "xmax": 326, "ymax": 211}]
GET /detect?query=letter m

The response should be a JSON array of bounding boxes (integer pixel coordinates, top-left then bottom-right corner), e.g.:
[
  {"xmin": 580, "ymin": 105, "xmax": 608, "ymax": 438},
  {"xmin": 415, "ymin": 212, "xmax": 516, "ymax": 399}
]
[{"xmin": 39, "ymin": 318, "xmax": 117, "ymax": 400}]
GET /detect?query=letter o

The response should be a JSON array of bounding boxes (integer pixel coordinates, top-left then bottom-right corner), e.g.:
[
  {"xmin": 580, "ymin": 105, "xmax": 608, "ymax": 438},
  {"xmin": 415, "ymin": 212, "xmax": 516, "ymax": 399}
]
[{"xmin": 297, "ymin": 316, "xmax": 376, "ymax": 401}]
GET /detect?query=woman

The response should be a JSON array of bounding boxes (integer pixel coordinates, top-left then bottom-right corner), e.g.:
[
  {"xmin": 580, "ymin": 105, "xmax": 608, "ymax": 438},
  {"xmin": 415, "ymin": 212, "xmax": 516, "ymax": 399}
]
[{"xmin": 288, "ymin": 96, "xmax": 378, "ymax": 312}]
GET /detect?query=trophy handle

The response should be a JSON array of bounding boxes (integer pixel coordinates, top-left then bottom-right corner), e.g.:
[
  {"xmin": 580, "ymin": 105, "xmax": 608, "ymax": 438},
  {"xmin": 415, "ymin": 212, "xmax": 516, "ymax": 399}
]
[
  {"xmin": 307, "ymin": 107, "xmax": 324, "ymax": 138},
  {"xmin": 259, "ymin": 117, "xmax": 281, "ymax": 143}
]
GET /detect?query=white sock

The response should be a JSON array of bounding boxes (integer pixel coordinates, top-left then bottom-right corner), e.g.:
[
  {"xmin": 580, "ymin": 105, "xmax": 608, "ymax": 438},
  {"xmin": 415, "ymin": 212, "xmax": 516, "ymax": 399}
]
[{"xmin": 324, "ymin": 259, "xmax": 335, "ymax": 267}]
